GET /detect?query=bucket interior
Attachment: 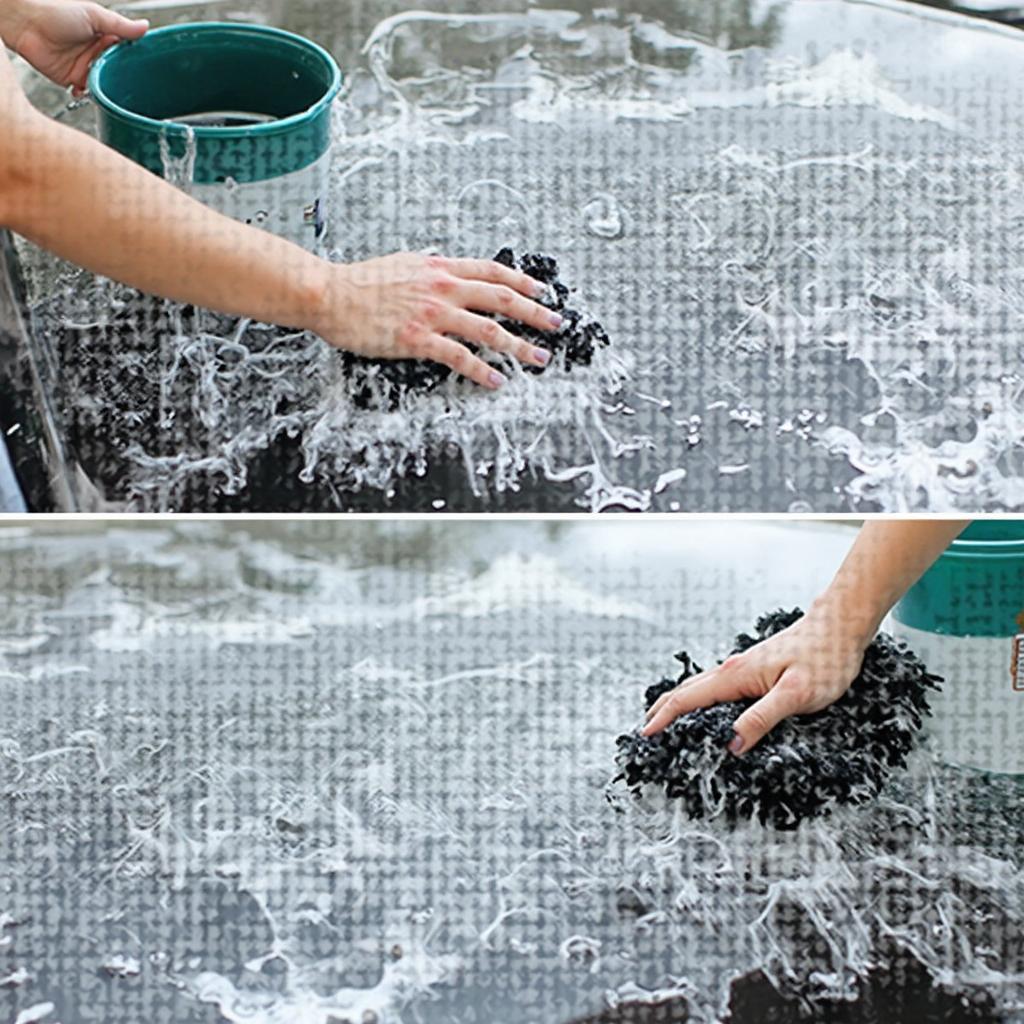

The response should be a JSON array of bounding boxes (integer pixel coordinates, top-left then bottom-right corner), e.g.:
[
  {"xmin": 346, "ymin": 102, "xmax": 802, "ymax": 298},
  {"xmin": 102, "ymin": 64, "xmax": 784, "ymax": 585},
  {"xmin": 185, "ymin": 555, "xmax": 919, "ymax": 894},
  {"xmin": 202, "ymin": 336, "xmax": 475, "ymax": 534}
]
[{"xmin": 92, "ymin": 26, "xmax": 337, "ymax": 124}]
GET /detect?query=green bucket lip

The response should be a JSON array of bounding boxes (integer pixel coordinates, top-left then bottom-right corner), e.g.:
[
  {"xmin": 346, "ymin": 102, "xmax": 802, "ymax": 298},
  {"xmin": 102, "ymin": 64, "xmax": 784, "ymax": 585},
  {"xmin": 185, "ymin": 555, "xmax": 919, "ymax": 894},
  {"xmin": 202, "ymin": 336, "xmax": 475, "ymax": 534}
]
[
  {"xmin": 943, "ymin": 541, "xmax": 1024, "ymax": 558},
  {"xmin": 894, "ymin": 522, "xmax": 1024, "ymax": 638},
  {"xmin": 942, "ymin": 535, "xmax": 1024, "ymax": 559},
  {"xmin": 951, "ymin": 520, "xmax": 1024, "ymax": 549},
  {"xmin": 87, "ymin": 21, "xmax": 342, "ymax": 140}
]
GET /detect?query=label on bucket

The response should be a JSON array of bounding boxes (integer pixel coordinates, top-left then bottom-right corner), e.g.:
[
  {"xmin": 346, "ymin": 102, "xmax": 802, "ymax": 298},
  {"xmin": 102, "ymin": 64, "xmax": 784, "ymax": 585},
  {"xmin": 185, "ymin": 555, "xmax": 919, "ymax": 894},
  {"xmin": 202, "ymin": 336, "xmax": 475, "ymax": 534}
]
[{"xmin": 187, "ymin": 149, "xmax": 332, "ymax": 254}]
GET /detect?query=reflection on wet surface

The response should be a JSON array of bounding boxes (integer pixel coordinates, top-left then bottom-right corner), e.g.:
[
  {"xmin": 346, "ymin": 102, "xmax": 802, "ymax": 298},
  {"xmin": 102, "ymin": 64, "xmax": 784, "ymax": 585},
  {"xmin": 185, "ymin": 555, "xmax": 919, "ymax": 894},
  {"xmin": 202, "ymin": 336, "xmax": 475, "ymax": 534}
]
[
  {"xmin": 7, "ymin": 0, "xmax": 1024, "ymax": 511},
  {"xmin": 0, "ymin": 522, "xmax": 1022, "ymax": 1023}
]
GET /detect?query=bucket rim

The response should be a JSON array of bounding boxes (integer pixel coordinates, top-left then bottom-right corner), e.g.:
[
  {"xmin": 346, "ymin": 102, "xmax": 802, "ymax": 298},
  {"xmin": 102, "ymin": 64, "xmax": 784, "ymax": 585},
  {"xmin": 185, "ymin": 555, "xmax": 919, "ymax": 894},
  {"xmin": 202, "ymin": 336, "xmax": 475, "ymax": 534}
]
[
  {"xmin": 943, "ymin": 537, "xmax": 1024, "ymax": 559},
  {"xmin": 87, "ymin": 21, "xmax": 342, "ymax": 140}
]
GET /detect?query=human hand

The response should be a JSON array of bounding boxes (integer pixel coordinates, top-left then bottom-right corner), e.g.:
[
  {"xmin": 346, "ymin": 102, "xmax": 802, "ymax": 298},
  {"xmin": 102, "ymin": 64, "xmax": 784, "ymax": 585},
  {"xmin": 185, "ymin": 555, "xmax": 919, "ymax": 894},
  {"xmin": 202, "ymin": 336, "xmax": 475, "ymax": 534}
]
[
  {"xmin": 2, "ymin": 0, "xmax": 148, "ymax": 96},
  {"xmin": 313, "ymin": 253, "xmax": 560, "ymax": 390},
  {"xmin": 641, "ymin": 600, "xmax": 872, "ymax": 755}
]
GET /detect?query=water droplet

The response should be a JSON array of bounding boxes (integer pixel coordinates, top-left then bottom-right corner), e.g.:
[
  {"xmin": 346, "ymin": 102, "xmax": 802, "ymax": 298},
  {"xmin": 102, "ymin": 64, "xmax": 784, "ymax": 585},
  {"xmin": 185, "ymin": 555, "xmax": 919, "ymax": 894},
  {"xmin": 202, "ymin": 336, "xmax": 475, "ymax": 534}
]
[
  {"xmin": 654, "ymin": 467, "xmax": 687, "ymax": 494},
  {"xmin": 581, "ymin": 193, "xmax": 623, "ymax": 239},
  {"xmin": 728, "ymin": 405, "xmax": 764, "ymax": 430},
  {"xmin": 100, "ymin": 954, "xmax": 141, "ymax": 979},
  {"xmin": 0, "ymin": 967, "xmax": 30, "ymax": 988}
]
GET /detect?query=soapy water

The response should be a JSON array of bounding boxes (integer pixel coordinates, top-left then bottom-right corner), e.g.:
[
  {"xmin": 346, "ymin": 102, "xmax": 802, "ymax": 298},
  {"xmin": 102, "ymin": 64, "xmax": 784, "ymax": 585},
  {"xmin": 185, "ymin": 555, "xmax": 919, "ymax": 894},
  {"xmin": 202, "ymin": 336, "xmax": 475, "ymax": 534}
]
[
  {"xmin": 14, "ymin": 0, "xmax": 1024, "ymax": 509},
  {"xmin": 1, "ymin": 523, "xmax": 1023, "ymax": 1023}
]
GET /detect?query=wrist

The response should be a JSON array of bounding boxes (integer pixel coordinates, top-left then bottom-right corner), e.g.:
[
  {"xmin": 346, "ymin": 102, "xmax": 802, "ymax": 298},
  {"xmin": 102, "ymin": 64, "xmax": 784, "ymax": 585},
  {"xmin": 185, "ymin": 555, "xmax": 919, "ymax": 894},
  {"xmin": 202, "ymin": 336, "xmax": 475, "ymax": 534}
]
[
  {"xmin": 302, "ymin": 260, "xmax": 346, "ymax": 340},
  {"xmin": 806, "ymin": 587, "xmax": 882, "ymax": 652}
]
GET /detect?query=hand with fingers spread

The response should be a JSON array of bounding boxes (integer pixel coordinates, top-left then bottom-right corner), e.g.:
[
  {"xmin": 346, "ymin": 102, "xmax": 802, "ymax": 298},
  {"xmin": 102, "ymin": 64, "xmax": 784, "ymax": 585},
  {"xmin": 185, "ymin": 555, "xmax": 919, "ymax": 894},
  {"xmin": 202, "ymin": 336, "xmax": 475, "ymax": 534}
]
[
  {"xmin": 311, "ymin": 253, "xmax": 560, "ymax": 390},
  {"xmin": 642, "ymin": 520, "xmax": 971, "ymax": 756},
  {"xmin": 642, "ymin": 604, "xmax": 869, "ymax": 755},
  {"xmin": 0, "ymin": 0, "xmax": 149, "ymax": 96}
]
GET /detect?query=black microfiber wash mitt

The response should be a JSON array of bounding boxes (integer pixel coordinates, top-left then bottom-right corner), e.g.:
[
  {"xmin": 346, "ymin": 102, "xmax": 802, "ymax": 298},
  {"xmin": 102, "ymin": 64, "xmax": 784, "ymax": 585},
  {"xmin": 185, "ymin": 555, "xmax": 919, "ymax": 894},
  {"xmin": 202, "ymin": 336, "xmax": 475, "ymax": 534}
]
[
  {"xmin": 340, "ymin": 248, "xmax": 610, "ymax": 408},
  {"xmin": 491, "ymin": 248, "xmax": 611, "ymax": 368},
  {"xmin": 615, "ymin": 609, "xmax": 943, "ymax": 830}
]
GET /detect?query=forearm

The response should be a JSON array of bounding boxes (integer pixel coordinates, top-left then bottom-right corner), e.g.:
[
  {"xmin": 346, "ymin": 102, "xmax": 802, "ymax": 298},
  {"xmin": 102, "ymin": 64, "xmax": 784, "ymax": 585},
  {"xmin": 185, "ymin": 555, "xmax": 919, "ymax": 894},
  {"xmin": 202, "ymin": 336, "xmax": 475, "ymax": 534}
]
[
  {"xmin": 812, "ymin": 520, "xmax": 970, "ymax": 642},
  {"xmin": 2, "ymin": 109, "xmax": 330, "ymax": 330}
]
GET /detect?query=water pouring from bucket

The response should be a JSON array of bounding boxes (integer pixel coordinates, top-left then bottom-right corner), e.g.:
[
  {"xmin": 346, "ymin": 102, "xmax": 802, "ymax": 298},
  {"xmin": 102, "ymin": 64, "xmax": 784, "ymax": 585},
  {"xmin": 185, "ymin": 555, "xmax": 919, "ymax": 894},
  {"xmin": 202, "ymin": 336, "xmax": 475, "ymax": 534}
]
[{"xmin": 87, "ymin": 22, "xmax": 342, "ymax": 253}]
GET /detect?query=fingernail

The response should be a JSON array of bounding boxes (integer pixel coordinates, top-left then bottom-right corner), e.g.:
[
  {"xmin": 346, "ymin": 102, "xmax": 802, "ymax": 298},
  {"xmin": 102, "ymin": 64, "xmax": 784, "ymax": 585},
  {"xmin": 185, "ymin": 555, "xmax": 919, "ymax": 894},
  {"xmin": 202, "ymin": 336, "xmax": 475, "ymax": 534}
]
[
  {"xmin": 533, "ymin": 281, "xmax": 547, "ymax": 299},
  {"xmin": 533, "ymin": 348, "xmax": 551, "ymax": 366},
  {"xmin": 548, "ymin": 312, "xmax": 563, "ymax": 330},
  {"xmin": 488, "ymin": 370, "xmax": 506, "ymax": 389},
  {"xmin": 727, "ymin": 731, "xmax": 744, "ymax": 756}
]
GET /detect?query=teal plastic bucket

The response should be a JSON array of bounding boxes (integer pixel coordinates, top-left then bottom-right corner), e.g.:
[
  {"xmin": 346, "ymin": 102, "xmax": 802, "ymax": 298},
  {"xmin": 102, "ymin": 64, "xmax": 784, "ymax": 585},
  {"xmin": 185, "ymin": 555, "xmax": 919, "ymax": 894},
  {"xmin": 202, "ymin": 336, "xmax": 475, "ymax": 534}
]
[
  {"xmin": 891, "ymin": 521, "xmax": 1024, "ymax": 774},
  {"xmin": 88, "ymin": 22, "xmax": 341, "ymax": 251},
  {"xmin": 893, "ymin": 522, "xmax": 1024, "ymax": 638}
]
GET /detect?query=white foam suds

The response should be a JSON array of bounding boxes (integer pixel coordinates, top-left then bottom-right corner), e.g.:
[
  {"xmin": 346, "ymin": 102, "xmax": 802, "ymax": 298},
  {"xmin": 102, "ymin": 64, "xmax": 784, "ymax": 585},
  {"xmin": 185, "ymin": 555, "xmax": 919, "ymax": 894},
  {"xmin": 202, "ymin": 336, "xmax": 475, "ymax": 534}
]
[
  {"xmin": 76, "ymin": 550, "xmax": 655, "ymax": 649},
  {"xmin": 297, "ymin": 348, "xmax": 640, "ymax": 504},
  {"xmin": 100, "ymin": 954, "xmax": 142, "ymax": 978},
  {"xmin": 0, "ymin": 967, "xmax": 31, "ymax": 988},
  {"xmin": 653, "ymin": 468, "xmax": 688, "ymax": 494},
  {"xmin": 402, "ymin": 553, "xmax": 655, "ymax": 622},
  {"xmin": 762, "ymin": 51, "xmax": 957, "ymax": 128},
  {"xmin": 189, "ymin": 942, "xmax": 461, "ymax": 1024},
  {"xmin": 89, "ymin": 597, "xmax": 316, "ymax": 652},
  {"xmin": 14, "ymin": 1003, "xmax": 55, "ymax": 1024},
  {"xmin": 818, "ymin": 379, "xmax": 1024, "ymax": 511}
]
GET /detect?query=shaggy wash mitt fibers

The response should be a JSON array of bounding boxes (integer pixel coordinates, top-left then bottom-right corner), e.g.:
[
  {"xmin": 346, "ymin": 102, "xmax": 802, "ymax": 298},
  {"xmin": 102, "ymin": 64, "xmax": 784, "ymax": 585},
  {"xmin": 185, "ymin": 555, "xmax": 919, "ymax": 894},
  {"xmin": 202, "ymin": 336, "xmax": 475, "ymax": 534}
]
[
  {"xmin": 340, "ymin": 248, "xmax": 611, "ymax": 408},
  {"xmin": 615, "ymin": 609, "xmax": 942, "ymax": 830}
]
